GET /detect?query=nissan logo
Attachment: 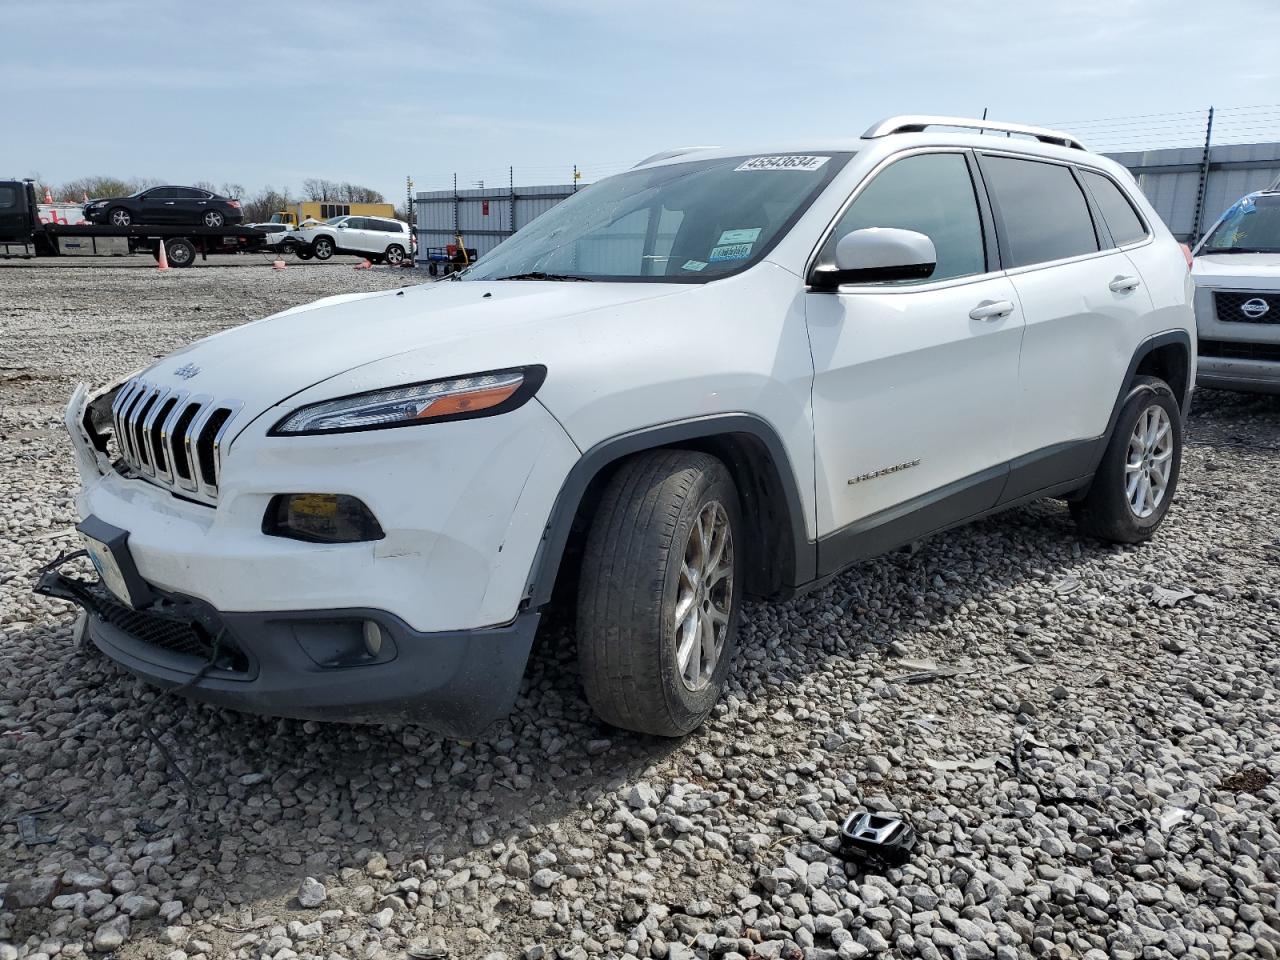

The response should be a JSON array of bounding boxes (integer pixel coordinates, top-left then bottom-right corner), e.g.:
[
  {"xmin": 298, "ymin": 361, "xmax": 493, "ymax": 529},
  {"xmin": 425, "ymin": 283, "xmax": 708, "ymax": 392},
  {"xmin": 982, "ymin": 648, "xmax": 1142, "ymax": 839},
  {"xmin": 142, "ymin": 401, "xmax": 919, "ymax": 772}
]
[{"xmin": 1241, "ymin": 297, "xmax": 1271, "ymax": 319}]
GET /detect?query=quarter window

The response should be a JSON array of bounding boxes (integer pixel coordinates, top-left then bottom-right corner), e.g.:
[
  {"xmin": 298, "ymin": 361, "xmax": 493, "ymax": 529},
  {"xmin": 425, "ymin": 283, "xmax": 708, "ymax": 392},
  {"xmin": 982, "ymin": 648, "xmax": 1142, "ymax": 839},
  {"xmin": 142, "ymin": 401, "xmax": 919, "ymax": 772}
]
[
  {"xmin": 1080, "ymin": 170, "xmax": 1148, "ymax": 247},
  {"xmin": 981, "ymin": 156, "xmax": 1099, "ymax": 267},
  {"xmin": 820, "ymin": 152, "xmax": 986, "ymax": 284}
]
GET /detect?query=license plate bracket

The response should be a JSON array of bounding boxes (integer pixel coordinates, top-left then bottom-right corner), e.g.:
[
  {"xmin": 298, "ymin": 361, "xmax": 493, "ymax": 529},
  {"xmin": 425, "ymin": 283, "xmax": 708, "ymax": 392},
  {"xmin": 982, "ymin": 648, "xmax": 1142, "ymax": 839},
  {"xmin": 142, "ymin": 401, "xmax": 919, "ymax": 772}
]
[{"xmin": 77, "ymin": 516, "xmax": 155, "ymax": 609}]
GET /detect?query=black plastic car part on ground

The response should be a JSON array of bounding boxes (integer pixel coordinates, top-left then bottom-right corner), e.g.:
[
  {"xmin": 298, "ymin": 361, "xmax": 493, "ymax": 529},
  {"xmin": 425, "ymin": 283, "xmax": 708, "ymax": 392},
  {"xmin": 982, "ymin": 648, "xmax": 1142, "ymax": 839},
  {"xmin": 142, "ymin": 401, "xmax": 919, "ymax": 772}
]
[{"xmin": 83, "ymin": 186, "xmax": 243, "ymax": 228}]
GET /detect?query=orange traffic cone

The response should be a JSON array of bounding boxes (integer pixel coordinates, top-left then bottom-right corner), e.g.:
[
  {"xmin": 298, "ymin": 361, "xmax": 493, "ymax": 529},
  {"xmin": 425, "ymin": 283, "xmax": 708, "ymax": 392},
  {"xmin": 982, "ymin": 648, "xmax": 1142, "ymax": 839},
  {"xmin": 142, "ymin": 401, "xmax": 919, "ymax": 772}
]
[
  {"xmin": 44, "ymin": 186, "xmax": 54, "ymax": 203},
  {"xmin": 157, "ymin": 238, "xmax": 169, "ymax": 271},
  {"xmin": 354, "ymin": 258, "xmax": 372, "ymax": 270}
]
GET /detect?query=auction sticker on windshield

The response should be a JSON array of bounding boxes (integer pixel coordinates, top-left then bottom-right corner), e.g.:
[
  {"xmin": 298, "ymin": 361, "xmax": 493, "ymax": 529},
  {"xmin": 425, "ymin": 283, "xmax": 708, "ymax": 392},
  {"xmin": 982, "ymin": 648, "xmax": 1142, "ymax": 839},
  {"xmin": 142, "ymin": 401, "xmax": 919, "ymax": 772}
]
[
  {"xmin": 719, "ymin": 228, "xmax": 762, "ymax": 245},
  {"xmin": 709, "ymin": 243, "xmax": 753, "ymax": 262},
  {"xmin": 734, "ymin": 155, "xmax": 830, "ymax": 172}
]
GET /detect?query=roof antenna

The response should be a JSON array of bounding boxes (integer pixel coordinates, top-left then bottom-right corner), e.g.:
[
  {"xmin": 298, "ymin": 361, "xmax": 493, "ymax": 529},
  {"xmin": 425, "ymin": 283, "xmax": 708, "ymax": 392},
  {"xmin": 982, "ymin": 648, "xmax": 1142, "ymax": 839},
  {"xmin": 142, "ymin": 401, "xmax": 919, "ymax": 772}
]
[{"xmin": 980, "ymin": 106, "xmax": 988, "ymax": 135}]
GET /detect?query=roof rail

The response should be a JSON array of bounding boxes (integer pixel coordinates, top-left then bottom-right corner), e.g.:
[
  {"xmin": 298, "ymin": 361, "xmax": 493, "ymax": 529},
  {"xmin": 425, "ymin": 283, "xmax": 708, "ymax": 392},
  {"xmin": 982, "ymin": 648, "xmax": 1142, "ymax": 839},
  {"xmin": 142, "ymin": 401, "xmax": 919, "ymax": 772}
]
[
  {"xmin": 634, "ymin": 146, "xmax": 721, "ymax": 167},
  {"xmin": 862, "ymin": 115, "xmax": 1087, "ymax": 151}
]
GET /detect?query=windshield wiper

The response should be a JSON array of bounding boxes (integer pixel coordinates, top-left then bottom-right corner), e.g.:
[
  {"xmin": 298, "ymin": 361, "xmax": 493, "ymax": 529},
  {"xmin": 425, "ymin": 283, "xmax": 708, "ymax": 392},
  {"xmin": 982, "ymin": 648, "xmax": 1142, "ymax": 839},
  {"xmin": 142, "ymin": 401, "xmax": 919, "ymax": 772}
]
[
  {"xmin": 1207, "ymin": 247, "xmax": 1279, "ymax": 254},
  {"xmin": 491, "ymin": 271, "xmax": 594, "ymax": 282}
]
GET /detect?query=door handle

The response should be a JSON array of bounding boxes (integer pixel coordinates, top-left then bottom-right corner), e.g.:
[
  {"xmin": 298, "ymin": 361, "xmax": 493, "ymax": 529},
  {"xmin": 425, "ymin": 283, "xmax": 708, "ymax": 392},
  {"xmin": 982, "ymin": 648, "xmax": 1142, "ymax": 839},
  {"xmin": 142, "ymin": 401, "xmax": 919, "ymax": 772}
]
[
  {"xmin": 1109, "ymin": 275, "xmax": 1141, "ymax": 293},
  {"xmin": 164, "ymin": 201, "xmax": 175, "ymax": 205},
  {"xmin": 969, "ymin": 299, "xmax": 1015, "ymax": 321}
]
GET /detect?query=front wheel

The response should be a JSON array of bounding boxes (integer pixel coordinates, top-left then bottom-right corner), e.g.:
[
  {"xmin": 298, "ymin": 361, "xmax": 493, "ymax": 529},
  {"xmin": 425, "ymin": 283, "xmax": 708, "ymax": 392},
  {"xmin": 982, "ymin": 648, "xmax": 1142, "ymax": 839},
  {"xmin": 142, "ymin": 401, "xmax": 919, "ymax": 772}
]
[
  {"xmin": 1071, "ymin": 375, "xmax": 1182, "ymax": 543},
  {"xmin": 576, "ymin": 450, "xmax": 742, "ymax": 737},
  {"xmin": 311, "ymin": 236, "xmax": 334, "ymax": 260},
  {"xmin": 108, "ymin": 206, "xmax": 132, "ymax": 227}
]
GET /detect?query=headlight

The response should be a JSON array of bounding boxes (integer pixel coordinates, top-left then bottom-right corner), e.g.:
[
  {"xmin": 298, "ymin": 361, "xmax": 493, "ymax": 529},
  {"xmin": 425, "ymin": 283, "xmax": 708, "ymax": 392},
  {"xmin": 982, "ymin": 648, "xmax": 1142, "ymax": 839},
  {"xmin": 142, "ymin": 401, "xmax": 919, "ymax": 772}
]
[{"xmin": 270, "ymin": 366, "xmax": 545, "ymax": 435}]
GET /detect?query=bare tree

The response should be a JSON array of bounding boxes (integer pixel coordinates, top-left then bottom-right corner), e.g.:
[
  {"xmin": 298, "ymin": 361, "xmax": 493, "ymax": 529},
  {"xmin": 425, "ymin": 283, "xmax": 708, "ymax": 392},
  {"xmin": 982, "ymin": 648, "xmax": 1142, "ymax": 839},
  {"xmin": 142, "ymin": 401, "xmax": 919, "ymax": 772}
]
[
  {"xmin": 301, "ymin": 178, "xmax": 385, "ymax": 203},
  {"xmin": 242, "ymin": 186, "xmax": 290, "ymax": 223},
  {"xmin": 54, "ymin": 175, "xmax": 159, "ymax": 201}
]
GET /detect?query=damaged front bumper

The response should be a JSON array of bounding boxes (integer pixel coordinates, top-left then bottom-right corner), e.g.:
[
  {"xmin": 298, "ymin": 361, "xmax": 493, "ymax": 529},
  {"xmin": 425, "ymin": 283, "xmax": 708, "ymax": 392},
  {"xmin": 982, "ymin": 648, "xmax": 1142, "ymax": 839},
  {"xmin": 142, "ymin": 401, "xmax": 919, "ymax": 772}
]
[{"xmin": 36, "ymin": 549, "xmax": 540, "ymax": 738}]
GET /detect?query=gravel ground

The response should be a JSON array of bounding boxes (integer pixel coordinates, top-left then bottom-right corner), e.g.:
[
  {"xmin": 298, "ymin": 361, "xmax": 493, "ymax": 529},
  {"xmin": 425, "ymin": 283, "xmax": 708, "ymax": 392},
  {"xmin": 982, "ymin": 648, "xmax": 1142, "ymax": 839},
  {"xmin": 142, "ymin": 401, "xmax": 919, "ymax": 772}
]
[{"xmin": 1, "ymin": 259, "xmax": 1278, "ymax": 960}]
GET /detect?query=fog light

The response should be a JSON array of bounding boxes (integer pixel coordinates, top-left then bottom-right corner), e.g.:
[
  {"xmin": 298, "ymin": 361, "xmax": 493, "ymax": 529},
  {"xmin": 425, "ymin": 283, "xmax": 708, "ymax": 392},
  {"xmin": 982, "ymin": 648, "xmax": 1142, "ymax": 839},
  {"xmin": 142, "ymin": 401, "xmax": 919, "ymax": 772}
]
[
  {"xmin": 263, "ymin": 494, "xmax": 384, "ymax": 543},
  {"xmin": 363, "ymin": 620, "xmax": 383, "ymax": 657}
]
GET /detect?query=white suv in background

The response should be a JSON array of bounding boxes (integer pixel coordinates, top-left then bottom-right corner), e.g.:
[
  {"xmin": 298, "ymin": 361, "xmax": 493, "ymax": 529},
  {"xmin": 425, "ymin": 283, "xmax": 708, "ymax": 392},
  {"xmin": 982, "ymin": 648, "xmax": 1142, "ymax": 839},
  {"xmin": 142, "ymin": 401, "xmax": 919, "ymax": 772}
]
[
  {"xmin": 46, "ymin": 116, "xmax": 1194, "ymax": 739},
  {"xmin": 1191, "ymin": 181, "xmax": 1280, "ymax": 393},
  {"xmin": 298, "ymin": 215, "xmax": 413, "ymax": 265}
]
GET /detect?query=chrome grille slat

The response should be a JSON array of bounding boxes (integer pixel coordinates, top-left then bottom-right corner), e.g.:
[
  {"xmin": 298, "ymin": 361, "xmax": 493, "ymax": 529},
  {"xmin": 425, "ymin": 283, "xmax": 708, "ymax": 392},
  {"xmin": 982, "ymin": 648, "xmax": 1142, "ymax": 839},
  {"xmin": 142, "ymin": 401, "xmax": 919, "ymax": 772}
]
[
  {"xmin": 140, "ymin": 387, "xmax": 175, "ymax": 479},
  {"xmin": 155, "ymin": 389, "xmax": 190, "ymax": 484},
  {"xmin": 108, "ymin": 376, "xmax": 239, "ymax": 506},
  {"xmin": 173, "ymin": 393, "xmax": 212, "ymax": 493}
]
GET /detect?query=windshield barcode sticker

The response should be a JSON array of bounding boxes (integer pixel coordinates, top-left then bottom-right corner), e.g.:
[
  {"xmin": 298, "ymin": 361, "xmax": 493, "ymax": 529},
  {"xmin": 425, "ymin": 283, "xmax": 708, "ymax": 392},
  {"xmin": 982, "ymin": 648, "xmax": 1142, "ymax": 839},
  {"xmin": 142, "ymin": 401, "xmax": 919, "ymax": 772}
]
[
  {"xmin": 709, "ymin": 243, "xmax": 753, "ymax": 262},
  {"xmin": 735, "ymin": 155, "xmax": 830, "ymax": 172}
]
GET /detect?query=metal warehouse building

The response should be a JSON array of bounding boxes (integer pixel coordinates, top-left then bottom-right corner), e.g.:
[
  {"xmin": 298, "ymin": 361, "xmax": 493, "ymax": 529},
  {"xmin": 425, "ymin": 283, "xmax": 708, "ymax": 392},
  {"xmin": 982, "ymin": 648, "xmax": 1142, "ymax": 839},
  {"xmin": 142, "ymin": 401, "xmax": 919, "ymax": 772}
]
[{"xmin": 414, "ymin": 139, "xmax": 1280, "ymax": 263}]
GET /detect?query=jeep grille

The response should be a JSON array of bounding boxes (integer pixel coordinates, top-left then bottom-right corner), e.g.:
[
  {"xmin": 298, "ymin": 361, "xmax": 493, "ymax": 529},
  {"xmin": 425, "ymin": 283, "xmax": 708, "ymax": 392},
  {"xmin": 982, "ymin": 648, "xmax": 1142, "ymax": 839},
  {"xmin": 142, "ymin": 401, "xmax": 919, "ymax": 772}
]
[{"xmin": 109, "ymin": 378, "xmax": 241, "ymax": 504}]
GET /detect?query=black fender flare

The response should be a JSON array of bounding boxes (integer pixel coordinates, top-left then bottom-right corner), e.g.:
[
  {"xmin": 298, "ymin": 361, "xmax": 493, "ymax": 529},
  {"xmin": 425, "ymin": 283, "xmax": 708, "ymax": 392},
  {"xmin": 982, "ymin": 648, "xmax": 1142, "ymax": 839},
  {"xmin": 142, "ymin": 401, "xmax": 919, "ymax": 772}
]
[
  {"xmin": 1089, "ymin": 328, "xmax": 1193, "ymax": 475},
  {"xmin": 522, "ymin": 413, "xmax": 816, "ymax": 609}
]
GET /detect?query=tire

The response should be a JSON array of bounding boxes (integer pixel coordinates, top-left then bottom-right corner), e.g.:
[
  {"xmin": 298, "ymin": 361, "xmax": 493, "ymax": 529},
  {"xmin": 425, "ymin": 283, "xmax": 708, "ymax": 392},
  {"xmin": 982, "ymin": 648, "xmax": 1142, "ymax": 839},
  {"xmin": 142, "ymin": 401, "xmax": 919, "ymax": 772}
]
[
  {"xmin": 311, "ymin": 235, "xmax": 334, "ymax": 260},
  {"xmin": 1070, "ymin": 375, "xmax": 1182, "ymax": 543},
  {"xmin": 164, "ymin": 238, "xmax": 196, "ymax": 268},
  {"xmin": 202, "ymin": 209, "xmax": 226, "ymax": 228},
  {"xmin": 108, "ymin": 206, "xmax": 132, "ymax": 227},
  {"xmin": 576, "ymin": 449, "xmax": 743, "ymax": 736},
  {"xmin": 384, "ymin": 244, "xmax": 406, "ymax": 266},
  {"xmin": 428, "ymin": 262, "xmax": 439, "ymax": 276},
  {"xmin": 296, "ymin": 248, "xmax": 315, "ymax": 261}
]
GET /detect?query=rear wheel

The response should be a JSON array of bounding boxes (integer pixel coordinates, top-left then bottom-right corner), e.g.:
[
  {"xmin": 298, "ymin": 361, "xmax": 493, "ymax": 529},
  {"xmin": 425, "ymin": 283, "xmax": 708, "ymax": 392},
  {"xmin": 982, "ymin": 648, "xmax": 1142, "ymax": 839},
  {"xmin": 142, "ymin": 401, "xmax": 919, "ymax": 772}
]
[
  {"xmin": 576, "ymin": 450, "xmax": 742, "ymax": 736},
  {"xmin": 1071, "ymin": 375, "xmax": 1182, "ymax": 543},
  {"xmin": 311, "ymin": 235, "xmax": 334, "ymax": 260},
  {"xmin": 384, "ymin": 244, "xmax": 406, "ymax": 266},
  {"xmin": 202, "ymin": 209, "xmax": 226, "ymax": 228},
  {"xmin": 164, "ymin": 237, "xmax": 196, "ymax": 268},
  {"xmin": 108, "ymin": 206, "xmax": 132, "ymax": 227}
]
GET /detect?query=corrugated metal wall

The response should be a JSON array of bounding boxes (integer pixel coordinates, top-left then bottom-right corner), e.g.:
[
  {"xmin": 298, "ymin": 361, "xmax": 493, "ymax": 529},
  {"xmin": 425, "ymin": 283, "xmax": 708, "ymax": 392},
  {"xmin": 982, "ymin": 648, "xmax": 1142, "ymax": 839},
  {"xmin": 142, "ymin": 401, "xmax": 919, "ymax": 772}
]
[
  {"xmin": 413, "ymin": 141, "xmax": 1280, "ymax": 263},
  {"xmin": 414, "ymin": 184, "xmax": 580, "ymax": 264},
  {"xmin": 1106, "ymin": 141, "xmax": 1280, "ymax": 242}
]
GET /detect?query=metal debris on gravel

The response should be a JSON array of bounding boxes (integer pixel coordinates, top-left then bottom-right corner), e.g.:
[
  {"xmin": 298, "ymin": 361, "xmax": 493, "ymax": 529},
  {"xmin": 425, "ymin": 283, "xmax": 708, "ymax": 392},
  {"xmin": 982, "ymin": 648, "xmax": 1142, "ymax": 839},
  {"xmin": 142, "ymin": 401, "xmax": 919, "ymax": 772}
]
[{"xmin": 1, "ymin": 258, "xmax": 1278, "ymax": 960}]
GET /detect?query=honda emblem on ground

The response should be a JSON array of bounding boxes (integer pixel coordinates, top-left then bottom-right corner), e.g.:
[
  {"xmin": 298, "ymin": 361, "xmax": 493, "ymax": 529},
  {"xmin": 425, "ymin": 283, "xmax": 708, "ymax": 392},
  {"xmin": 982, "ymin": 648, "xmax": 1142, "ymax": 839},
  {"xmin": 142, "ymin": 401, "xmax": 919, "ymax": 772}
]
[{"xmin": 839, "ymin": 811, "xmax": 917, "ymax": 865}]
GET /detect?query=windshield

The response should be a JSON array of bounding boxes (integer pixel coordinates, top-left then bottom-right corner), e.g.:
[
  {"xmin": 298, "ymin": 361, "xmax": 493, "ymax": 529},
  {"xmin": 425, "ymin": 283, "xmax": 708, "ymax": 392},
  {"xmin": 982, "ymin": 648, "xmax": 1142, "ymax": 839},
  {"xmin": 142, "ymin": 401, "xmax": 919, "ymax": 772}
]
[
  {"xmin": 462, "ymin": 152, "xmax": 851, "ymax": 282},
  {"xmin": 1203, "ymin": 195, "xmax": 1280, "ymax": 253}
]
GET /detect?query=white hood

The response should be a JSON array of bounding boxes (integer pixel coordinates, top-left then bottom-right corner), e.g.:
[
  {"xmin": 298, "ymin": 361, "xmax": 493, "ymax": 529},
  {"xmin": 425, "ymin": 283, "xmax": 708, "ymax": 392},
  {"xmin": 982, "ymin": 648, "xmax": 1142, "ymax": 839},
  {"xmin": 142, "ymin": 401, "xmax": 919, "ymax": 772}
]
[
  {"xmin": 135, "ymin": 280, "xmax": 689, "ymax": 417},
  {"xmin": 1192, "ymin": 252, "xmax": 1280, "ymax": 283}
]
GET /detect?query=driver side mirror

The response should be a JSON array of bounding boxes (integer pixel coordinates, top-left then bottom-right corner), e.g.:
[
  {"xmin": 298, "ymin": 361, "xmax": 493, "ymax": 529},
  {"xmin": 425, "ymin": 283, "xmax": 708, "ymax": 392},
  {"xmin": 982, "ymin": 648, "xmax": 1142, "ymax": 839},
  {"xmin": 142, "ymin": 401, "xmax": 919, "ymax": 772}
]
[{"xmin": 809, "ymin": 227, "xmax": 936, "ymax": 290}]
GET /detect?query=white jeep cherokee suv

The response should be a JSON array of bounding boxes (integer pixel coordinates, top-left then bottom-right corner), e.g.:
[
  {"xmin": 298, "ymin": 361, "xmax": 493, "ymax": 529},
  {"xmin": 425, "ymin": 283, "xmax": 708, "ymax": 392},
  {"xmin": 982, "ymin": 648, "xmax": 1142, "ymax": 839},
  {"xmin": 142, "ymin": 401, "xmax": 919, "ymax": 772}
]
[
  {"xmin": 45, "ymin": 116, "xmax": 1195, "ymax": 739},
  {"xmin": 1191, "ymin": 181, "xmax": 1280, "ymax": 393}
]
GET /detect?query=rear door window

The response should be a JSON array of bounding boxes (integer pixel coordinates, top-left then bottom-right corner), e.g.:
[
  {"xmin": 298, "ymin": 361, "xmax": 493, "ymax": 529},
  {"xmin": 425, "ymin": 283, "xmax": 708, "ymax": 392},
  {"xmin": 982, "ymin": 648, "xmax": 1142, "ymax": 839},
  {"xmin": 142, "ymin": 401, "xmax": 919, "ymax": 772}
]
[
  {"xmin": 981, "ymin": 155, "xmax": 1099, "ymax": 268},
  {"xmin": 1080, "ymin": 170, "xmax": 1148, "ymax": 247}
]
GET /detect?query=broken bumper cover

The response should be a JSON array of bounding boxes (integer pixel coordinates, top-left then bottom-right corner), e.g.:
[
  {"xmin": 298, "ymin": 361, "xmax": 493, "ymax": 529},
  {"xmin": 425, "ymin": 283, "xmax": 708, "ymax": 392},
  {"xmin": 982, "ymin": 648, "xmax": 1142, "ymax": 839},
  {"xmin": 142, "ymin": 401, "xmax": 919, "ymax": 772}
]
[{"xmin": 37, "ymin": 565, "xmax": 539, "ymax": 738}]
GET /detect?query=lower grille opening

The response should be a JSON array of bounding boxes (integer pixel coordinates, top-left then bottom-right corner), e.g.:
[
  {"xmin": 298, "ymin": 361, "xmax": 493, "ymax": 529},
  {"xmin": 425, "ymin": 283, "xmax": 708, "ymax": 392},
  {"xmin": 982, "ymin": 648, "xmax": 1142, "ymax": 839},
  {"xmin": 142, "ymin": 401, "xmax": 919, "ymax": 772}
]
[
  {"xmin": 87, "ymin": 583, "xmax": 249, "ymax": 673},
  {"xmin": 1199, "ymin": 339, "xmax": 1280, "ymax": 363}
]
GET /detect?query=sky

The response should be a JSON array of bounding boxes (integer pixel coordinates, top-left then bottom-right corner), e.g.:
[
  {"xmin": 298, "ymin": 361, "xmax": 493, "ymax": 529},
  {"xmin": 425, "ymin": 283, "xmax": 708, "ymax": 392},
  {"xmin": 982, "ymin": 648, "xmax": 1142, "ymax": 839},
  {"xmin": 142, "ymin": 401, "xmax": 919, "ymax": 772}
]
[{"xmin": 6, "ymin": 0, "xmax": 1280, "ymax": 202}]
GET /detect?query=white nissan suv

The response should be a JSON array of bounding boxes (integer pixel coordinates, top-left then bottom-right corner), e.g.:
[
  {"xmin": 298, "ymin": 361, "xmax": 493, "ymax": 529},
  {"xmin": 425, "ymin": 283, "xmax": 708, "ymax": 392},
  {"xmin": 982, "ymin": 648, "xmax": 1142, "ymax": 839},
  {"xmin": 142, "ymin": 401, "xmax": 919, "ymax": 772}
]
[
  {"xmin": 1190, "ymin": 182, "xmax": 1280, "ymax": 393},
  {"xmin": 44, "ymin": 116, "xmax": 1195, "ymax": 739}
]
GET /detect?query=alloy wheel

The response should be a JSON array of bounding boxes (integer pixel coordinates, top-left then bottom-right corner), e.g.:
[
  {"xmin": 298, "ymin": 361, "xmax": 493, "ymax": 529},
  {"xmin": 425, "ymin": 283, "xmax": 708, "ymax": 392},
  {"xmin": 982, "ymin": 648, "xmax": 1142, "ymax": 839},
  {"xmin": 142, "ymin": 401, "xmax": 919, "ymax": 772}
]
[
  {"xmin": 673, "ymin": 501, "xmax": 733, "ymax": 691},
  {"xmin": 1125, "ymin": 404, "xmax": 1173, "ymax": 518}
]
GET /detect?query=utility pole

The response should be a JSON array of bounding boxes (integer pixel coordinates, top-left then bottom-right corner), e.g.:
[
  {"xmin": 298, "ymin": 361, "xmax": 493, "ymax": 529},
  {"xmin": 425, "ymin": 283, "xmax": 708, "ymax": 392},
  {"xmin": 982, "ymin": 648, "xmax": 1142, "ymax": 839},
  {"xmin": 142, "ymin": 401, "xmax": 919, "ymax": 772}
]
[
  {"xmin": 509, "ymin": 165, "xmax": 515, "ymax": 238},
  {"xmin": 1190, "ymin": 107, "xmax": 1215, "ymax": 244},
  {"xmin": 572, "ymin": 164, "xmax": 579, "ymax": 193},
  {"xmin": 405, "ymin": 175, "xmax": 414, "ymax": 263}
]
